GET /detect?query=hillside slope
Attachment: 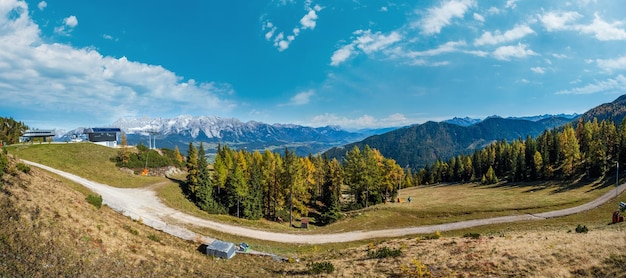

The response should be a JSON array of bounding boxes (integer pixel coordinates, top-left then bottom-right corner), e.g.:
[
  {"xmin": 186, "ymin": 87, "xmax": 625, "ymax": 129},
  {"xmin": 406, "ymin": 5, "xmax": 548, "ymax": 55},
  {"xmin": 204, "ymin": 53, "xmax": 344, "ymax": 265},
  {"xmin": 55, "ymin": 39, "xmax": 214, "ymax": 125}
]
[
  {"xmin": 578, "ymin": 94, "xmax": 626, "ymax": 124},
  {"xmin": 0, "ymin": 154, "xmax": 282, "ymax": 276},
  {"xmin": 325, "ymin": 116, "xmax": 571, "ymax": 169}
]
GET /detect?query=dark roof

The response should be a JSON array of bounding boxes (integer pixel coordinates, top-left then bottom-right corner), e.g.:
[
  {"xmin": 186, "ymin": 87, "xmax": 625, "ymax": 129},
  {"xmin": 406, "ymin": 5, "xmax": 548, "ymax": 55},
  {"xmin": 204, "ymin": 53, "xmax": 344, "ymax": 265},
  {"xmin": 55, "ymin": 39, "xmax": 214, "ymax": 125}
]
[{"xmin": 84, "ymin": 128, "xmax": 121, "ymax": 133}]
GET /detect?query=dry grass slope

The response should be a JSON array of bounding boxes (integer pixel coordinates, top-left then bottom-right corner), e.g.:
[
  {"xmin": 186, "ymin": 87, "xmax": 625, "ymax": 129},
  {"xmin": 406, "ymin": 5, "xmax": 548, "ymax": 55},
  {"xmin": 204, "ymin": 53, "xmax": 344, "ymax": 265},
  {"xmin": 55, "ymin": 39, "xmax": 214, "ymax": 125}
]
[{"xmin": 0, "ymin": 154, "xmax": 284, "ymax": 277}]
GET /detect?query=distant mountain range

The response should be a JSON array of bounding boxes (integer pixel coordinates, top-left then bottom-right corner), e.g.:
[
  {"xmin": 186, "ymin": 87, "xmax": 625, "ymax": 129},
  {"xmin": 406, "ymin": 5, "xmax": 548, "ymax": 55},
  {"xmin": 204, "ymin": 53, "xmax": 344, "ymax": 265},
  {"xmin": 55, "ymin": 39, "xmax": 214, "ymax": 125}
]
[
  {"xmin": 325, "ymin": 95, "xmax": 626, "ymax": 170},
  {"xmin": 324, "ymin": 116, "xmax": 574, "ymax": 170},
  {"xmin": 53, "ymin": 104, "xmax": 608, "ymax": 163},
  {"xmin": 443, "ymin": 113, "xmax": 580, "ymax": 127},
  {"xmin": 57, "ymin": 115, "xmax": 390, "ymax": 156}
]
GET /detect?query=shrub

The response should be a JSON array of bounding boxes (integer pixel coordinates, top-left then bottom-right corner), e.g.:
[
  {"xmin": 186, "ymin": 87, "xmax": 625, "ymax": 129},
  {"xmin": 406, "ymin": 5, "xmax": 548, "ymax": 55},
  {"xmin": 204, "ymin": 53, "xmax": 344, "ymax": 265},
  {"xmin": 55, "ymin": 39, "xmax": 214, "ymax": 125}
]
[
  {"xmin": 401, "ymin": 259, "xmax": 431, "ymax": 278},
  {"xmin": 307, "ymin": 261, "xmax": 335, "ymax": 274},
  {"xmin": 368, "ymin": 246, "xmax": 403, "ymax": 259},
  {"xmin": 463, "ymin": 232, "xmax": 481, "ymax": 239},
  {"xmin": 123, "ymin": 225, "xmax": 139, "ymax": 236},
  {"xmin": 422, "ymin": 231, "xmax": 441, "ymax": 240},
  {"xmin": 85, "ymin": 194, "xmax": 103, "ymax": 209},
  {"xmin": 15, "ymin": 163, "xmax": 30, "ymax": 174},
  {"xmin": 575, "ymin": 224, "xmax": 588, "ymax": 234},
  {"xmin": 147, "ymin": 234, "xmax": 161, "ymax": 243}
]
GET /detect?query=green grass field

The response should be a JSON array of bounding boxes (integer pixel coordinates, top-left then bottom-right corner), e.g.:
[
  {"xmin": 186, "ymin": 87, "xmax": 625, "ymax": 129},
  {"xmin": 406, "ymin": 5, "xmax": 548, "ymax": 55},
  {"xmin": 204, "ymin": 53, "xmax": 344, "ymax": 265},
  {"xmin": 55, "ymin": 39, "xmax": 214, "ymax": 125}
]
[{"xmin": 7, "ymin": 143, "xmax": 163, "ymax": 188}]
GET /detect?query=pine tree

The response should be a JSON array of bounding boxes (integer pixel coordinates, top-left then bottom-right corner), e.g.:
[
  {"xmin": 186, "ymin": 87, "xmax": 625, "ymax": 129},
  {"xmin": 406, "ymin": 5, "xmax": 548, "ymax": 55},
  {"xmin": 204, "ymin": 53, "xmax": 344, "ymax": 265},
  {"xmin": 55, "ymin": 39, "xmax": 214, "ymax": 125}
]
[
  {"xmin": 195, "ymin": 143, "xmax": 223, "ymax": 213},
  {"xmin": 558, "ymin": 125, "xmax": 581, "ymax": 178},
  {"xmin": 116, "ymin": 132, "xmax": 130, "ymax": 166},
  {"xmin": 185, "ymin": 143, "xmax": 199, "ymax": 201},
  {"xmin": 321, "ymin": 158, "xmax": 343, "ymax": 225},
  {"xmin": 174, "ymin": 145, "xmax": 184, "ymax": 166},
  {"xmin": 245, "ymin": 151, "xmax": 264, "ymax": 220}
]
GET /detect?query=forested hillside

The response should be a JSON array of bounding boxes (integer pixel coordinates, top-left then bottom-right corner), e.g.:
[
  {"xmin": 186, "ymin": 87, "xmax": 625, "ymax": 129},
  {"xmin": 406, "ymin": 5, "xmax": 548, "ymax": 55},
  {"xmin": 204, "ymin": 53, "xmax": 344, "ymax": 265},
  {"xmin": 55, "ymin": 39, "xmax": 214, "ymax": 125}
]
[
  {"xmin": 578, "ymin": 94, "xmax": 626, "ymax": 124},
  {"xmin": 417, "ymin": 118, "xmax": 626, "ymax": 185},
  {"xmin": 0, "ymin": 117, "xmax": 27, "ymax": 145},
  {"xmin": 325, "ymin": 116, "xmax": 572, "ymax": 170}
]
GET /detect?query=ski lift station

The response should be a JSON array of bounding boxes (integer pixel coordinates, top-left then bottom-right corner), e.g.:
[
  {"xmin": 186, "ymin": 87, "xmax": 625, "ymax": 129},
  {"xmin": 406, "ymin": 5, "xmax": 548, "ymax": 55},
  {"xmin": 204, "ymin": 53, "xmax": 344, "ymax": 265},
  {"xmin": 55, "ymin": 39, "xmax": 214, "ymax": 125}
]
[
  {"xmin": 83, "ymin": 128, "xmax": 121, "ymax": 147},
  {"xmin": 20, "ymin": 129, "xmax": 55, "ymax": 143}
]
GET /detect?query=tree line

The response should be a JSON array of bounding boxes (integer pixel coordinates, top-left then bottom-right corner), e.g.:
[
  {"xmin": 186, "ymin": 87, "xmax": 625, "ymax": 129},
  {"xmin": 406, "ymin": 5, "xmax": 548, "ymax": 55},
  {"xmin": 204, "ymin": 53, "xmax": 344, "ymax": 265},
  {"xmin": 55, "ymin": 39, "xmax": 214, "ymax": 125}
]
[
  {"xmin": 417, "ymin": 118, "xmax": 626, "ymax": 185},
  {"xmin": 0, "ymin": 117, "xmax": 28, "ymax": 145},
  {"xmin": 184, "ymin": 144, "xmax": 406, "ymax": 225}
]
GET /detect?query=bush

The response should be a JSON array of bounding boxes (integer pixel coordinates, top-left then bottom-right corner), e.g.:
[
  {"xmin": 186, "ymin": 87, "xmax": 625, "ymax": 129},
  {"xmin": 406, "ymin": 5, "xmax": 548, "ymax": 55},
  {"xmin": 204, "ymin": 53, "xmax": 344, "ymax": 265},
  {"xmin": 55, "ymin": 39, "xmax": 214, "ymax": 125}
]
[
  {"xmin": 422, "ymin": 231, "xmax": 441, "ymax": 240},
  {"xmin": 575, "ymin": 224, "xmax": 588, "ymax": 234},
  {"xmin": 15, "ymin": 163, "xmax": 30, "ymax": 174},
  {"xmin": 401, "ymin": 259, "xmax": 431, "ymax": 278},
  {"xmin": 307, "ymin": 261, "xmax": 335, "ymax": 274},
  {"xmin": 85, "ymin": 194, "xmax": 103, "ymax": 209},
  {"xmin": 147, "ymin": 234, "xmax": 161, "ymax": 243},
  {"xmin": 123, "ymin": 225, "xmax": 139, "ymax": 236},
  {"xmin": 368, "ymin": 246, "xmax": 403, "ymax": 259},
  {"xmin": 463, "ymin": 232, "xmax": 481, "ymax": 239}
]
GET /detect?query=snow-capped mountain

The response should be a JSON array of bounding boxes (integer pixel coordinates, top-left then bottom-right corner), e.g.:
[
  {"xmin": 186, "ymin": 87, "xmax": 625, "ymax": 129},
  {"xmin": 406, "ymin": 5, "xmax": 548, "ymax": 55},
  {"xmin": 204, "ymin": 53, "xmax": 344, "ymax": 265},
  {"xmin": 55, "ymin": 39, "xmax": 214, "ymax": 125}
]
[
  {"xmin": 443, "ymin": 117, "xmax": 482, "ymax": 127},
  {"xmin": 112, "ymin": 115, "xmax": 360, "ymax": 143},
  {"xmin": 444, "ymin": 114, "xmax": 580, "ymax": 127},
  {"xmin": 55, "ymin": 115, "xmax": 364, "ymax": 156}
]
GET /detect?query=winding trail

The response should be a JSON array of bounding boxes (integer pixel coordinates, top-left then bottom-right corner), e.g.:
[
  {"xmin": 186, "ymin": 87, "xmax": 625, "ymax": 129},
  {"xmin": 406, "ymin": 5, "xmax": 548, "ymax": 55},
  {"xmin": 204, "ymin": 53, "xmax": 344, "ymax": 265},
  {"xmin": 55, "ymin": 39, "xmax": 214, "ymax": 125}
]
[{"xmin": 24, "ymin": 160, "xmax": 626, "ymax": 244}]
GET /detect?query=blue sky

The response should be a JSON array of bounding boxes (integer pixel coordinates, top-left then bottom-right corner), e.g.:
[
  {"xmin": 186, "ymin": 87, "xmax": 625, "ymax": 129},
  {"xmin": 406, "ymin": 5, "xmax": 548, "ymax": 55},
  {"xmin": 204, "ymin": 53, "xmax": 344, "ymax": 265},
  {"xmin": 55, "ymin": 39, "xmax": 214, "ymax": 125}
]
[{"xmin": 2, "ymin": 0, "xmax": 626, "ymax": 131}]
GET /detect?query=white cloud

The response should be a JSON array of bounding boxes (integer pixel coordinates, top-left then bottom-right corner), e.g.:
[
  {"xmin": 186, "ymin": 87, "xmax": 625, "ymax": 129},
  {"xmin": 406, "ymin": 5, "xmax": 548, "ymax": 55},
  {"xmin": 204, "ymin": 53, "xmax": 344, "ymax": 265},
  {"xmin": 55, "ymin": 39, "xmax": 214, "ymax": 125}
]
[
  {"xmin": 330, "ymin": 30, "xmax": 401, "ymax": 66},
  {"xmin": 418, "ymin": 0, "xmax": 476, "ymax": 35},
  {"xmin": 487, "ymin": 7, "xmax": 500, "ymax": 14},
  {"xmin": 556, "ymin": 75, "xmax": 626, "ymax": 95},
  {"xmin": 37, "ymin": 1, "xmax": 47, "ymax": 11},
  {"xmin": 539, "ymin": 11, "xmax": 626, "ymax": 41},
  {"xmin": 354, "ymin": 30, "xmax": 402, "ymax": 54},
  {"xmin": 0, "ymin": 0, "xmax": 234, "ymax": 125},
  {"xmin": 288, "ymin": 90, "xmax": 315, "ymax": 105},
  {"xmin": 493, "ymin": 43, "xmax": 537, "ymax": 60},
  {"xmin": 380, "ymin": 6, "xmax": 388, "ymax": 12},
  {"xmin": 474, "ymin": 25, "xmax": 534, "ymax": 46},
  {"xmin": 308, "ymin": 113, "xmax": 414, "ymax": 129},
  {"xmin": 264, "ymin": 23, "xmax": 277, "ymax": 41},
  {"xmin": 405, "ymin": 41, "xmax": 467, "ymax": 57},
  {"xmin": 330, "ymin": 44, "xmax": 355, "ymax": 66},
  {"xmin": 596, "ymin": 55, "xmax": 626, "ymax": 72},
  {"xmin": 530, "ymin": 67, "xmax": 546, "ymax": 74},
  {"xmin": 64, "ymin": 15, "xmax": 78, "ymax": 28},
  {"xmin": 102, "ymin": 34, "xmax": 119, "ymax": 42},
  {"xmin": 578, "ymin": 13, "xmax": 626, "ymax": 41},
  {"xmin": 473, "ymin": 13, "xmax": 484, "ymax": 22},
  {"xmin": 505, "ymin": 0, "xmax": 518, "ymax": 9},
  {"xmin": 539, "ymin": 11, "xmax": 582, "ymax": 31},
  {"xmin": 262, "ymin": 2, "xmax": 323, "ymax": 51},
  {"xmin": 300, "ymin": 9, "xmax": 318, "ymax": 30},
  {"xmin": 54, "ymin": 15, "xmax": 78, "ymax": 35}
]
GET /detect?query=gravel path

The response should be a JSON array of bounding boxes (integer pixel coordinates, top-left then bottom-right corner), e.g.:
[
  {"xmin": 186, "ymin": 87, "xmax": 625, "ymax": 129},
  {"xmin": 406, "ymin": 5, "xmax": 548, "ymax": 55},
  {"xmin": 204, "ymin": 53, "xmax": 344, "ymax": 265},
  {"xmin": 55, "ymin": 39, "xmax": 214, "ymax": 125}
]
[{"xmin": 24, "ymin": 160, "xmax": 626, "ymax": 244}]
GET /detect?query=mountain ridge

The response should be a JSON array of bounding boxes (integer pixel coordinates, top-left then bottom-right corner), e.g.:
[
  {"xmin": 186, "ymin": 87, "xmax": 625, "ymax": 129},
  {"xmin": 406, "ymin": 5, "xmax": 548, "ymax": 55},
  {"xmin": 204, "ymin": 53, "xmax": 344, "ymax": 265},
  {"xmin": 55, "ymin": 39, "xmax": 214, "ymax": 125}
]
[{"xmin": 324, "ymin": 116, "xmax": 575, "ymax": 169}]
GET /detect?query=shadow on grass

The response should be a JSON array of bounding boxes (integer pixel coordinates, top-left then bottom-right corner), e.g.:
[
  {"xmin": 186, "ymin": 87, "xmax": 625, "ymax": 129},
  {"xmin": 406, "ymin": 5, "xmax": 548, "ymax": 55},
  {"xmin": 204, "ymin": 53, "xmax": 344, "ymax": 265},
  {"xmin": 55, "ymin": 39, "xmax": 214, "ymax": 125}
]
[
  {"xmin": 166, "ymin": 176, "xmax": 191, "ymax": 198},
  {"xmin": 472, "ymin": 173, "xmax": 619, "ymax": 194}
]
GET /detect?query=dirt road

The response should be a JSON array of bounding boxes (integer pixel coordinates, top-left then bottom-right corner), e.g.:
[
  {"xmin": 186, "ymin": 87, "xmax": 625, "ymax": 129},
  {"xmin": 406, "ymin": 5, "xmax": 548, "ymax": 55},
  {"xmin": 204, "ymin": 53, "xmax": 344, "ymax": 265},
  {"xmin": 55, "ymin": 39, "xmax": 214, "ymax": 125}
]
[{"xmin": 24, "ymin": 160, "xmax": 626, "ymax": 244}]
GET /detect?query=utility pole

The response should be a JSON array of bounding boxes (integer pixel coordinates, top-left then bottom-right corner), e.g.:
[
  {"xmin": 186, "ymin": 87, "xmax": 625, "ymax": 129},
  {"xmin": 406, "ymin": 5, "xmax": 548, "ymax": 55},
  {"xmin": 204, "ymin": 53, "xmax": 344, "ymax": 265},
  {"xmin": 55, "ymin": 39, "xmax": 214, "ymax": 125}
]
[{"xmin": 615, "ymin": 161, "xmax": 621, "ymax": 209}]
